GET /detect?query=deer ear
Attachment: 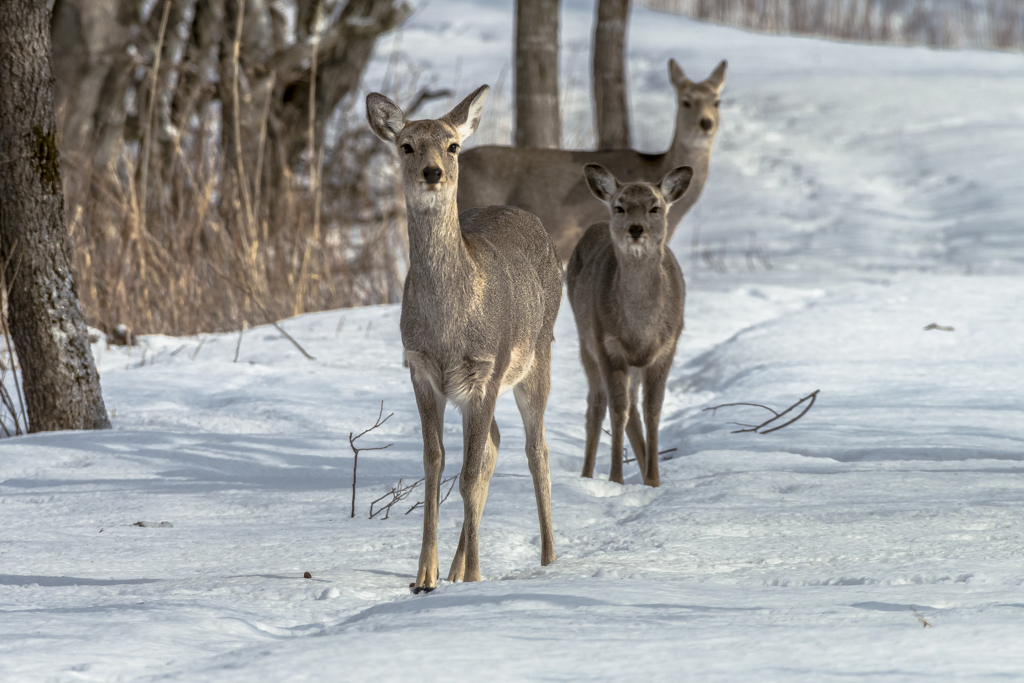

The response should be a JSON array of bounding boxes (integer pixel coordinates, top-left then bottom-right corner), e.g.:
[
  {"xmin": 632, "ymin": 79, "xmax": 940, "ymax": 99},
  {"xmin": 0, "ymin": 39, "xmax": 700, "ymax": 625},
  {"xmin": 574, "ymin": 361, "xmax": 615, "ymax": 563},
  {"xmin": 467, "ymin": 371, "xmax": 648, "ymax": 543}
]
[
  {"xmin": 660, "ymin": 166, "xmax": 693, "ymax": 205},
  {"xmin": 366, "ymin": 93, "xmax": 406, "ymax": 143},
  {"xmin": 584, "ymin": 164, "xmax": 619, "ymax": 204},
  {"xmin": 443, "ymin": 85, "xmax": 490, "ymax": 143},
  {"xmin": 668, "ymin": 58, "xmax": 689, "ymax": 90},
  {"xmin": 704, "ymin": 60, "xmax": 728, "ymax": 94}
]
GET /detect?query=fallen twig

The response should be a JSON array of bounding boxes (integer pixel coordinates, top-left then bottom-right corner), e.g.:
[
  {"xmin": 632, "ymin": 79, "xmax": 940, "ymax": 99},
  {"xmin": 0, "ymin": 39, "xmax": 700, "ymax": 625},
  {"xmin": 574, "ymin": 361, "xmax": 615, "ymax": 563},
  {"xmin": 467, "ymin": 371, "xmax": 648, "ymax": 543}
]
[
  {"xmin": 370, "ymin": 477, "xmax": 421, "ymax": 520},
  {"xmin": 703, "ymin": 390, "xmax": 820, "ymax": 434},
  {"xmin": 210, "ymin": 266, "xmax": 316, "ymax": 360},
  {"xmin": 405, "ymin": 474, "xmax": 459, "ymax": 515}
]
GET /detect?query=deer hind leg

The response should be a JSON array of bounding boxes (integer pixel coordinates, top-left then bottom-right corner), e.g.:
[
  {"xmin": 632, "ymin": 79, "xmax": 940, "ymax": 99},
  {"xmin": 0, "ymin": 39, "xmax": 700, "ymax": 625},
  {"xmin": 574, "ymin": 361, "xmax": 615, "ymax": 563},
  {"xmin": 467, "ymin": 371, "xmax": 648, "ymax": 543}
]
[
  {"xmin": 448, "ymin": 403, "xmax": 499, "ymax": 583},
  {"xmin": 513, "ymin": 349, "xmax": 556, "ymax": 567},
  {"xmin": 412, "ymin": 380, "xmax": 447, "ymax": 593},
  {"xmin": 626, "ymin": 368, "xmax": 648, "ymax": 476},
  {"xmin": 580, "ymin": 350, "xmax": 606, "ymax": 479}
]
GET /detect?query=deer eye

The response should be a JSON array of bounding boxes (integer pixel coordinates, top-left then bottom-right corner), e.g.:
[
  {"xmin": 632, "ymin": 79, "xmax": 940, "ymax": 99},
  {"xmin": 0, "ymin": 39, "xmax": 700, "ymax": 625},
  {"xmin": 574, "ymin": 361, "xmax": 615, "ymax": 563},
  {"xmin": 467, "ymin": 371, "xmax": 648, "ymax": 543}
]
[
  {"xmin": 650, "ymin": 206, "xmax": 660, "ymax": 214},
  {"xmin": 448, "ymin": 143, "xmax": 460, "ymax": 154},
  {"xmin": 401, "ymin": 144, "xmax": 414, "ymax": 154},
  {"xmin": 682, "ymin": 101, "xmax": 691, "ymax": 108},
  {"xmin": 714, "ymin": 100, "xmax": 721, "ymax": 108},
  {"xmin": 614, "ymin": 206, "xmax": 625, "ymax": 214}
]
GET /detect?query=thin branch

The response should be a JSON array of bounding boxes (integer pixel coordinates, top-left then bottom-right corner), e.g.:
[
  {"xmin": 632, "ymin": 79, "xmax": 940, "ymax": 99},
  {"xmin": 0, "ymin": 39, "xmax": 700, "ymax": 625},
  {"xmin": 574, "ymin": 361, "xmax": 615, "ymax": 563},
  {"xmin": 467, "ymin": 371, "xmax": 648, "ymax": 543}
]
[
  {"xmin": 404, "ymin": 88, "xmax": 455, "ymax": 117},
  {"xmin": 211, "ymin": 266, "xmax": 317, "ymax": 360},
  {"xmin": 350, "ymin": 401, "xmax": 394, "ymax": 518},
  {"xmin": 702, "ymin": 402, "xmax": 780, "ymax": 417},
  {"xmin": 703, "ymin": 390, "xmax": 820, "ymax": 435}
]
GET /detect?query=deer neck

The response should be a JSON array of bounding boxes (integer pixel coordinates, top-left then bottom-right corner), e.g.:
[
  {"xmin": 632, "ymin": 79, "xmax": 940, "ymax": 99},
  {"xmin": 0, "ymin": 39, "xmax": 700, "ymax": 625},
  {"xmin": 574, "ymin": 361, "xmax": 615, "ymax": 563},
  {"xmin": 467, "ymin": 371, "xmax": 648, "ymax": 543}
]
[
  {"xmin": 405, "ymin": 195, "xmax": 475, "ymax": 298},
  {"xmin": 666, "ymin": 124, "xmax": 711, "ymax": 175},
  {"xmin": 614, "ymin": 246, "xmax": 666, "ymax": 325}
]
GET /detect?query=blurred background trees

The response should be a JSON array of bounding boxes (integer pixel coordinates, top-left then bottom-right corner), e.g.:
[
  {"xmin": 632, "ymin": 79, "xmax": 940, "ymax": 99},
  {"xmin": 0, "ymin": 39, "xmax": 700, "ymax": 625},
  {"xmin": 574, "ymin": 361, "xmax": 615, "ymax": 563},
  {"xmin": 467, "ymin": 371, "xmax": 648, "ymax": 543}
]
[
  {"xmin": 643, "ymin": 0, "xmax": 1024, "ymax": 50},
  {"xmin": 51, "ymin": 0, "xmax": 413, "ymax": 337}
]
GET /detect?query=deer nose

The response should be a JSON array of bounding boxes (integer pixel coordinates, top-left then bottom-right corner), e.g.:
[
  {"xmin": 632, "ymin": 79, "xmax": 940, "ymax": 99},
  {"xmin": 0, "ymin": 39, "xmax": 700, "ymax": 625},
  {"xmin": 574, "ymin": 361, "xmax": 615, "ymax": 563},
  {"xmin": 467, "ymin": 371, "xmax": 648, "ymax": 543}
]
[
  {"xmin": 423, "ymin": 166, "xmax": 443, "ymax": 184},
  {"xmin": 700, "ymin": 117, "xmax": 713, "ymax": 131},
  {"xmin": 628, "ymin": 225, "xmax": 644, "ymax": 239}
]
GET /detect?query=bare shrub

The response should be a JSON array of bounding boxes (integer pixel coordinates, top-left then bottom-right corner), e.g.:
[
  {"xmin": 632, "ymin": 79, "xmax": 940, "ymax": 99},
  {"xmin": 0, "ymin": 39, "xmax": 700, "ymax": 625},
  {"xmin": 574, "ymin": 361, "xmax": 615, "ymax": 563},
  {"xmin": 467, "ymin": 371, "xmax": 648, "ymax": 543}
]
[{"xmin": 55, "ymin": 0, "xmax": 416, "ymax": 338}]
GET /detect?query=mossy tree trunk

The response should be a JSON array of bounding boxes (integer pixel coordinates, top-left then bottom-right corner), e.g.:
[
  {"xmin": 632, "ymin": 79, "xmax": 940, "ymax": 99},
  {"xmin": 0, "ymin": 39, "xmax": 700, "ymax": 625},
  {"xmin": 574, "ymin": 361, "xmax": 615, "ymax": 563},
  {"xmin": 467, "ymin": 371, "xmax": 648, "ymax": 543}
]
[{"xmin": 0, "ymin": 0, "xmax": 111, "ymax": 432}]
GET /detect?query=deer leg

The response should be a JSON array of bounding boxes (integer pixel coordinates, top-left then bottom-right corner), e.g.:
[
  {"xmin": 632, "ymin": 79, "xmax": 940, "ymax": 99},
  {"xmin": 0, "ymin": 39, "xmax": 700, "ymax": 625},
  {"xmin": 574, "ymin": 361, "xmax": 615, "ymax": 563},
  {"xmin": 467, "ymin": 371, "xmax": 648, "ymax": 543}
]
[
  {"xmin": 641, "ymin": 359, "xmax": 671, "ymax": 488},
  {"xmin": 605, "ymin": 367, "xmax": 630, "ymax": 485},
  {"xmin": 626, "ymin": 371, "xmax": 647, "ymax": 476},
  {"xmin": 448, "ymin": 399, "xmax": 499, "ymax": 583},
  {"xmin": 514, "ymin": 350, "xmax": 556, "ymax": 567},
  {"xmin": 580, "ymin": 349, "xmax": 606, "ymax": 479},
  {"xmin": 412, "ymin": 380, "xmax": 447, "ymax": 593}
]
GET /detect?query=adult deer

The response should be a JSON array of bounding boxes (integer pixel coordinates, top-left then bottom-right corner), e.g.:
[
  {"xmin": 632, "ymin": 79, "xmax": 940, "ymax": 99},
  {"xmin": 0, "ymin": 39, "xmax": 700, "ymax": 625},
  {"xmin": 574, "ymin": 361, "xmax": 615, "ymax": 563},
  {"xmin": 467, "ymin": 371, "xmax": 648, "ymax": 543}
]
[
  {"xmin": 567, "ymin": 163, "xmax": 692, "ymax": 488},
  {"xmin": 458, "ymin": 59, "xmax": 726, "ymax": 261},
  {"xmin": 366, "ymin": 86, "xmax": 563, "ymax": 593}
]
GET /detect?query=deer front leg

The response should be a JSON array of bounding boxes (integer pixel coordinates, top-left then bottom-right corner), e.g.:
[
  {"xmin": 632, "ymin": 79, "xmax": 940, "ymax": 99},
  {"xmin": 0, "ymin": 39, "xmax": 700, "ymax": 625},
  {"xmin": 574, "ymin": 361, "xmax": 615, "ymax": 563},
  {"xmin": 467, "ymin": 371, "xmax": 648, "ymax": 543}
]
[
  {"xmin": 412, "ymin": 380, "xmax": 446, "ymax": 593},
  {"xmin": 580, "ymin": 350, "xmax": 606, "ymax": 479},
  {"xmin": 605, "ymin": 366, "xmax": 631, "ymax": 485},
  {"xmin": 626, "ymin": 372, "xmax": 648, "ymax": 476},
  {"xmin": 448, "ymin": 402, "xmax": 499, "ymax": 583},
  {"xmin": 641, "ymin": 359, "xmax": 671, "ymax": 488}
]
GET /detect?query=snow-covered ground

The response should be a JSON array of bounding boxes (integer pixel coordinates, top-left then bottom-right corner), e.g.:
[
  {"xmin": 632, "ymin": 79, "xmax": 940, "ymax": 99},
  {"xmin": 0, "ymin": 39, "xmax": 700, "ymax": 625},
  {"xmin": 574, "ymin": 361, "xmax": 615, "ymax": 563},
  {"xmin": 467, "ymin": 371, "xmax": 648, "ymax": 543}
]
[{"xmin": 3, "ymin": 2, "xmax": 1024, "ymax": 680}]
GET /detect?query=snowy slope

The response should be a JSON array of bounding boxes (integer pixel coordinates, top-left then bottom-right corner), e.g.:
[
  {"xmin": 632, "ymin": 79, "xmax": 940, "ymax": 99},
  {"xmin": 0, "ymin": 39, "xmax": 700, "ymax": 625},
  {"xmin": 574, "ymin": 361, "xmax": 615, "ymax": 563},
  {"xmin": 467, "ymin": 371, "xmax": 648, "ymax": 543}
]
[{"xmin": 3, "ymin": 3, "xmax": 1024, "ymax": 681}]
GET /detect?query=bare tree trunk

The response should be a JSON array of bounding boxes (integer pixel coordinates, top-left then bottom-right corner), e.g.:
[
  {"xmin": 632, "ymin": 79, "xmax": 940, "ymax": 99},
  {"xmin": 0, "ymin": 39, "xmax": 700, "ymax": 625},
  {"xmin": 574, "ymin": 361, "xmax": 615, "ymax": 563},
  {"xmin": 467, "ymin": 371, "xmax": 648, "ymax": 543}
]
[
  {"xmin": 593, "ymin": 0, "xmax": 630, "ymax": 149},
  {"xmin": 0, "ymin": 0, "xmax": 111, "ymax": 432},
  {"xmin": 515, "ymin": 0, "xmax": 561, "ymax": 148}
]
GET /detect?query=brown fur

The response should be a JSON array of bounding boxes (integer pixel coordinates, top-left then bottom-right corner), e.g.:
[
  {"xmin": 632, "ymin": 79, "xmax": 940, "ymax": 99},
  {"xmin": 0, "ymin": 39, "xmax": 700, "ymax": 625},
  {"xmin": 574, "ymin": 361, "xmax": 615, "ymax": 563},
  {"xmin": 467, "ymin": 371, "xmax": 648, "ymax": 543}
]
[
  {"xmin": 566, "ymin": 164, "xmax": 691, "ymax": 487},
  {"xmin": 458, "ymin": 59, "xmax": 726, "ymax": 261},
  {"xmin": 367, "ymin": 86, "xmax": 563, "ymax": 591}
]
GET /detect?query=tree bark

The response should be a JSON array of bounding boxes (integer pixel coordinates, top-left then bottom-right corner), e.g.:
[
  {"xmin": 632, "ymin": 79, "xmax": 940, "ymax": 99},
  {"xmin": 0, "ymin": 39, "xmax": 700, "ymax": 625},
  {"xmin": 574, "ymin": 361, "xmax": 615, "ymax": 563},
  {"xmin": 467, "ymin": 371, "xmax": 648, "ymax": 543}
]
[
  {"xmin": 515, "ymin": 0, "xmax": 561, "ymax": 148},
  {"xmin": 0, "ymin": 0, "xmax": 111, "ymax": 432},
  {"xmin": 593, "ymin": 0, "xmax": 630, "ymax": 149}
]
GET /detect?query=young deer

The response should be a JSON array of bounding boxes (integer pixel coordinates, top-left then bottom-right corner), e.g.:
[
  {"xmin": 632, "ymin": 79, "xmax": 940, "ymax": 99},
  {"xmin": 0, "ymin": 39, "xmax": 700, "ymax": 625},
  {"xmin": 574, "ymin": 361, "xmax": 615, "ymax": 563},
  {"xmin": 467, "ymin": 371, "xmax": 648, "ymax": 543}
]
[
  {"xmin": 458, "ymin": 59, "xmax": 725, "ymax": 261},
  {"xmin": 567, "ymin": 163, "xmax": 692, "ymax": 487},
  {"xmin": 366, "ymin": 86, "xmax": 563, "ymax": 592}
]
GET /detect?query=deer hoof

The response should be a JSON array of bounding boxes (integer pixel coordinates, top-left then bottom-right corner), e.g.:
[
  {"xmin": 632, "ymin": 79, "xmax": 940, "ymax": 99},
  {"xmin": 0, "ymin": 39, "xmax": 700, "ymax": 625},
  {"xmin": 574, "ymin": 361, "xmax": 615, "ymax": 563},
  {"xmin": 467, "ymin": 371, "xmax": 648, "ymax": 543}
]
[{"xmin": 411, "ymin": 585, "xmax": 436, "ymax": 595}]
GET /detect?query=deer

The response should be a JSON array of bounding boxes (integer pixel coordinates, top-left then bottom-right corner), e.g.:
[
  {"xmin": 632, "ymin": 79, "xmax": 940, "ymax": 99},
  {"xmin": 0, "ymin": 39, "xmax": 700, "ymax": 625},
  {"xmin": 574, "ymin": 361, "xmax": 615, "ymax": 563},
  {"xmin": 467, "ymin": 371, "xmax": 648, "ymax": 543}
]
[
  {"xmin": 366, "ymin": 85, "xmax": 563, "ymax": 593},
  {"xmin": 458, "ymin": 59, "xmax": 726, "ymax": 261},
  {"xmin": 566, "ymin": 163, "xmax": 693, "ymax": 488}
]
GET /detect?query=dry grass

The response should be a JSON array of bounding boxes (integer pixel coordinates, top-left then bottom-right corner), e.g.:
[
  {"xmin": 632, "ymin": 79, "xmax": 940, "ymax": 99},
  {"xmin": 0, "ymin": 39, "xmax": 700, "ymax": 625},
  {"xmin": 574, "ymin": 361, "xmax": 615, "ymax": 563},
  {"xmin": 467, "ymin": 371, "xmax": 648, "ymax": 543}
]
[
  {"xmin": 0, "ymin": 295, "xmax": 28, "ymax": 438},
  {"xmin": 62, "ymin": 86, "xmax": 410, "ymax": 339}
]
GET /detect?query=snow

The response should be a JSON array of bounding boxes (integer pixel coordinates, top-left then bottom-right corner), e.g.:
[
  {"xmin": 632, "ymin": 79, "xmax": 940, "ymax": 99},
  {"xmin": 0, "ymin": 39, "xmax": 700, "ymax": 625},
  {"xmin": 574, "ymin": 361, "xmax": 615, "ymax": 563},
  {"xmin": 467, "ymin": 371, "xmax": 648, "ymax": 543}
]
[{"xmin": 4, "ymin": 2, "xmax": 1024, "ymax": 680}]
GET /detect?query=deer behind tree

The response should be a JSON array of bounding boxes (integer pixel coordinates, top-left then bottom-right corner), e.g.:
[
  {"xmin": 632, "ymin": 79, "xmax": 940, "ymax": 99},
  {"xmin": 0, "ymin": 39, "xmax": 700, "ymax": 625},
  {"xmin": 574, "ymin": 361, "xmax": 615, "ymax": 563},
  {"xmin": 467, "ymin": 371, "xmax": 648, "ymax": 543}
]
[{"xmin": 458, "ymin": 59, "xmax": 726, "ymax": 261}]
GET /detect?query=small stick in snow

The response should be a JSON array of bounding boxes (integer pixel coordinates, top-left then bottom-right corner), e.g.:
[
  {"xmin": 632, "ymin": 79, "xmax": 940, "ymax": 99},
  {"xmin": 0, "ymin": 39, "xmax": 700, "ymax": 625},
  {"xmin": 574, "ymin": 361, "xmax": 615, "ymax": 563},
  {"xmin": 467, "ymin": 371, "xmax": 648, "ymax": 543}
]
[
  {"xmin": 923, "ymin": 323, "xmax": 954, "ymax": 332},
  {"xmin": 350, "ymin": 401, "xmax": 394, "ymax": 518},
  {"xmin": 910, "ymin": 605, "xmax": 933, "ymax": 628},
  {"xmin": 189, "ymin": 336, "xmax": 207, "ymax": 361},
  {"xmin": 233, "ymin": 320, "xmax": 247, "ymax": 363},
  {"xmin": 703, "ymin": 390, "xmax": 820, "ymax": 434}
]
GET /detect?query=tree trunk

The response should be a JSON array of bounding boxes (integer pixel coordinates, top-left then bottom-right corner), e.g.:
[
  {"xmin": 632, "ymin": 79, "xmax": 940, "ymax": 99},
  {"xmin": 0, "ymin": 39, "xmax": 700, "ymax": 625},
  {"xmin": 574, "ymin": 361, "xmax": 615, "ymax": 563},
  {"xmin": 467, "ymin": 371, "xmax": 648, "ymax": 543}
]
[
  {"xmin": 0, "ymin": 0, "xmax": 111, "ymax": 433},
  {"xmin": 515, "ymin": 0, "xmax": 561, "ymax": 148},
  {"xmin": 593, "ymin": 0, "xmax": 631, "ymax": 149}
]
